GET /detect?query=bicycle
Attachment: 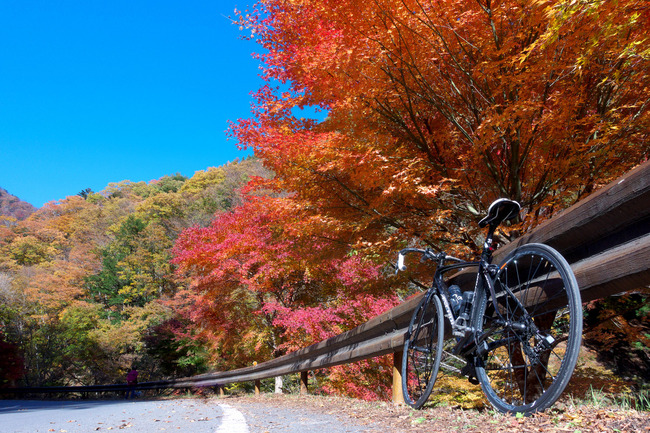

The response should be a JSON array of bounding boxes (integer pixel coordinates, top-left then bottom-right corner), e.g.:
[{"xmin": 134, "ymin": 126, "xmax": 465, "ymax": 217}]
[{"xmin": 396, "ymin": 198, "xmax": 582, "ymax": 414}]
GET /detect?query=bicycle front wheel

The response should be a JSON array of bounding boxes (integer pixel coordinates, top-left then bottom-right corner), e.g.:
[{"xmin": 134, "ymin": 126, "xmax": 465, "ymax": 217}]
[
  {"xmin": 402, "ymin": 292, "xmax": 444, "ymax": 409},
  {"xmin": 473, "ymin": 243, "xmax": 582, "ymax": 414}
]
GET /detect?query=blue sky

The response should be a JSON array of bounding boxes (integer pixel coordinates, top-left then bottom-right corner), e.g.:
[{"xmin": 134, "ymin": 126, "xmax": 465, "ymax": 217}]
[{"xmin": 0, "ymin": 0, "xmax": 263, "ymax": 207}]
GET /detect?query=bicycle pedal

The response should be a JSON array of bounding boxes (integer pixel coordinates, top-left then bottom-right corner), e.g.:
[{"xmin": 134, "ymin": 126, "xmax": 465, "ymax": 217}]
[{"xmin": 460, "ymin": 364, "xmax": 479, "ymax": 385}]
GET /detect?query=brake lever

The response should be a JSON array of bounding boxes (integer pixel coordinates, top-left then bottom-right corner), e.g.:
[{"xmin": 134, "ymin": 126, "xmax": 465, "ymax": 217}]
[{"xmin": 396, "ymin": 253, "xmax": 406, "ymax": 273}]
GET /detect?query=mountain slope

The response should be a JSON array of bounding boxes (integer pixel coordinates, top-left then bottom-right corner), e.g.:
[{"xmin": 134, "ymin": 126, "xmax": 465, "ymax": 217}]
[{"xmin": 0, "ymin": 188, "xmax": 37, "ymax": 220}]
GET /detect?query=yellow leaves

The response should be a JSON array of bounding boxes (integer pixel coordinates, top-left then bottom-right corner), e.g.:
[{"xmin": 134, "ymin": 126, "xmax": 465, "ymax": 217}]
[
  {"xmin": 180, "ymin": 167, "xmax": 225, "ymax": 193},
  {"xmin": 8, "ymin": 235, "xmax": 56, "ymax": 266},
  {"xmin": 429, "ymin": 373, "xmax": 485, "ymax": 409},
  {"xmin": 135, "ymin": 192, "xmax": 186, "ymax": 223},
  {"xmin": 117, "ymin": 284, "xmax": 146, "ymax": 305},
  {"xmin": 88, "ymin": 302, "xmax": 173, "ymax": 356}
]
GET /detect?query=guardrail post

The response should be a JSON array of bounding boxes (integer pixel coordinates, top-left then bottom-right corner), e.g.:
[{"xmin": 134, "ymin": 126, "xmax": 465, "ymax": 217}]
[
  {"xmin": 274, "ymin": 376, "xmax": 283, "ymax": 394},
  {"xmin": 254, "ymin": 380, "xmax": 261, "ymax": 395},
  {"xmin": 393, "ymin": 351, "xmax": 404, "ymax": 405},
  {"xmin": 300, "ymin": 371, "xmax": 309, "ymax": 395}
]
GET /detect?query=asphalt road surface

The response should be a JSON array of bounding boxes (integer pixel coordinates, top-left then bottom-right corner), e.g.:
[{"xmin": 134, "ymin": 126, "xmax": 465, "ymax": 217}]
[
  {"xmin": 0, "ymin": 399, "xmax": 230, "ymax": 433},
  {"xmin": 0, "ymin": 398, "xmax": 382, "ymax": 433}
]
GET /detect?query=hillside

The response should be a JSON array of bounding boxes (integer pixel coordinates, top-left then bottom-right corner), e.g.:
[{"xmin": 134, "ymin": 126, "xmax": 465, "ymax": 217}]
[
  {"xmin": 0, "ymin": 188, "xmax": 36, "ymax": 221},
  {"xmin": 0, "ymin": 157, "xmax": 271, "ymax": 388}
]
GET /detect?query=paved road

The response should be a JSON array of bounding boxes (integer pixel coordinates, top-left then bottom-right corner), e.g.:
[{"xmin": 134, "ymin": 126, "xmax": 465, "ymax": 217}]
[
  {"xmin": 0, "ymin": 399, "xmax": 236, "ymax": 433},
  {"xmin": 230, "ymin": 399, "xmax": 383, "ymax": 433},
  {"xmin": 0, "ymin": 398, "xmax": 382, "ymax": 433}
]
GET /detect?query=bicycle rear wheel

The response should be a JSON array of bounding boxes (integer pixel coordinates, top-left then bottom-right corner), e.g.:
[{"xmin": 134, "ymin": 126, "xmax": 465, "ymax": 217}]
[
  {"xmin": 473, "ymin": 243, "xmax": 582, "ymax": 414},
  {"xmin": 402, "ymin": 292, "xmax": 444, "ymax": 409}
]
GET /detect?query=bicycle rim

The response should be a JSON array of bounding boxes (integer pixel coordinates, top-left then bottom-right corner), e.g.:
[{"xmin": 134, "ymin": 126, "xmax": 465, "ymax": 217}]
[
  {"xmin": 402, "ymin": 293, "xmax": 444, "ymax": 409},
  {"xmin": 473, "ymin": 243, "xmax": 582, "ymax": 414}
]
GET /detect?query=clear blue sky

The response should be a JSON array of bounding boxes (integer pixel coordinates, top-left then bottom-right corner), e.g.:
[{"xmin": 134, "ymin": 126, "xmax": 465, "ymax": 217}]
[{"xmin": 0, "ymin": 0, "xmax": 262, "ymax": 207}]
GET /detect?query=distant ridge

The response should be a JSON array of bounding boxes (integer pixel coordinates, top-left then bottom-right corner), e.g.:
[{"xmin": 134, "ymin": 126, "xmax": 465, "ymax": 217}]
[{"xmin": 0, "ymin": 188, "xmax": 37, "ymax": 221}]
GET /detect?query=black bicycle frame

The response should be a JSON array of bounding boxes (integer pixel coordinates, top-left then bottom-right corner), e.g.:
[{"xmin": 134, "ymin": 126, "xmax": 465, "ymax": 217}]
[
  {"xmin": 430, "ymin": 223, "xmax": 507, "ymax": 358},
  {"xmin": 402, "ymin": 221, "xmax": 526, "ymax": 359}
]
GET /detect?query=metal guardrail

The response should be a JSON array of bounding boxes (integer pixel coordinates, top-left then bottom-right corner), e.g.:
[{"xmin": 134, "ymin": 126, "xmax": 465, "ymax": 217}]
[
  {"xmin": 2, "ymin": 161, "xmax": 649, "ymax": 397},
  {"xmin": 1, "ymin": 382, "xmax": 177, "ymax": 395}
]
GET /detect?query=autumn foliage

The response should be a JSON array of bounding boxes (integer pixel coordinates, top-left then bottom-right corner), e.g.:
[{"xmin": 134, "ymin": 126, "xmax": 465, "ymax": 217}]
[
  {"xmin": 172, "ymin": 195, "xmax": 400, "ymax": 397},
  {"xmin": 1, "ymin": 0, "xmax": 648, "ymax": 401},
  {"xmin": 170, "ymin": 0, "xmax": 650, "ymax": 399},
  {"xmin": 223, "ymin": 0, "xmax": 648, "ymax": 396},
  {"xmin": 0, "ymin": 159, "xmax": 267, "ymax": 386},
  {"xmin": 231, "ymin": 0, "xmax": 649, "ymax": 256}
]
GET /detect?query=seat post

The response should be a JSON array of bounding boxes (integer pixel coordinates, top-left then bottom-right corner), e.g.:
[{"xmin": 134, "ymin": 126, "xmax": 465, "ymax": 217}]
[{"xmin": 481, "ymin": 223, "xmax": 498, "ymax": 263}]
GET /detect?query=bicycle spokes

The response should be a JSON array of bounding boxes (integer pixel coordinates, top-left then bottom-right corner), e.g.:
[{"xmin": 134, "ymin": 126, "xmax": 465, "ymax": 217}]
[
  {"xmin": 397, "ymin": 200, "xmax": 582, "ymax": 414},
  {"xmin": 474, "ymin": 244, "xmax": 582, "ymax": 413},
  {"xmin": 402, "ymin": 294, "xmax": 444, "ymax": 408}
]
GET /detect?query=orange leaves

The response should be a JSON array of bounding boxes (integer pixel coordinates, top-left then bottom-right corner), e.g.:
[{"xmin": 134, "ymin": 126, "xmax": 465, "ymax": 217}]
[
  {"xmin": 215, "ymin": 0, "xmax": 650, "ymax": 376},
  {"xmin": 21, "ymin": 261, "xmax": 88, "ymax": 312},
  {"xmin": 229, "ymin": 0, "xmax": 650, "ymax": 277}
]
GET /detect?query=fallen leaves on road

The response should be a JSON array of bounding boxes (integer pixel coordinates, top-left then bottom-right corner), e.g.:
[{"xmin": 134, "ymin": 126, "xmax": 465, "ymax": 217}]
[{"xmin": 221, "ymin": 393, "xmax": 649, "ymax": 432}]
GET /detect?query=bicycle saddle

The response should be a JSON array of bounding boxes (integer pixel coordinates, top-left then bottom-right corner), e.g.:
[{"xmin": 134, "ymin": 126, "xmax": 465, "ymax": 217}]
[{"xmin": 478, "ymin": 198, "xmax": 521, "ymax": 228}]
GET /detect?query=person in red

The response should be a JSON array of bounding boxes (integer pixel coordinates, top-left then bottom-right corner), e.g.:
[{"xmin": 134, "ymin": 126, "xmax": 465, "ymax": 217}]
[{"xmin": 125, "ymin": 367, "xmax": 138, "ymax": 399}]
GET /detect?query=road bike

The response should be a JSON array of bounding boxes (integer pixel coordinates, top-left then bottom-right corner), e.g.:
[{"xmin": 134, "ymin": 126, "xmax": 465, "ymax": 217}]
[{"xmin": 396, "ymin": 198, "xmax": 582, "ymax": 414}]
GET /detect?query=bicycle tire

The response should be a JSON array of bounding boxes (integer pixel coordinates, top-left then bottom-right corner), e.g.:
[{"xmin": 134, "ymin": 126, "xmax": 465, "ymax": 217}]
[
  {"xmin": 472, "ymin": 243, "xmax": 582, "ymax": 414},
  {"xmin": 402, "ymin": 292, "xmax": 444, "ymax": 409}
]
